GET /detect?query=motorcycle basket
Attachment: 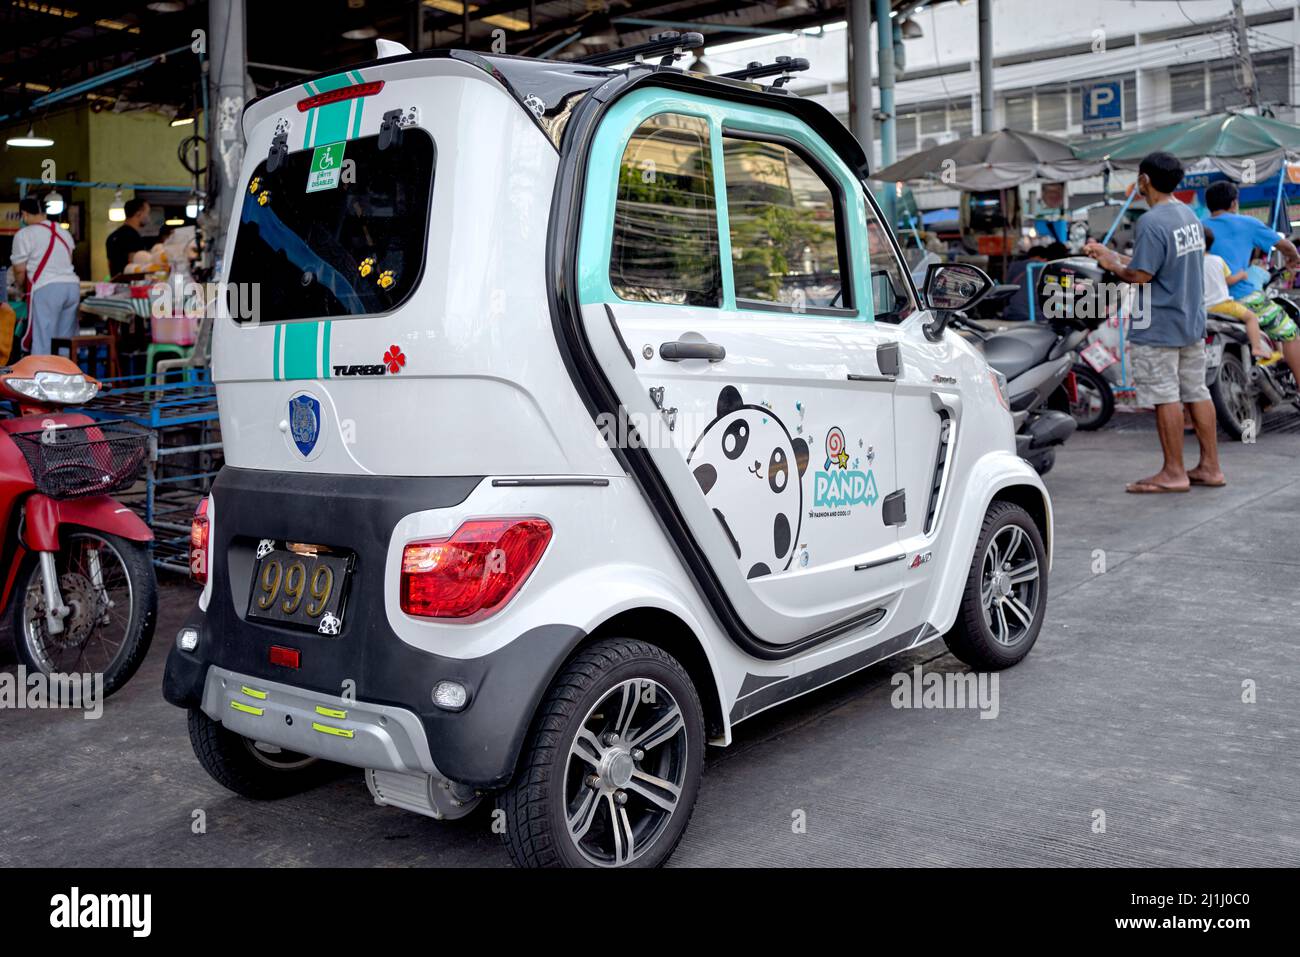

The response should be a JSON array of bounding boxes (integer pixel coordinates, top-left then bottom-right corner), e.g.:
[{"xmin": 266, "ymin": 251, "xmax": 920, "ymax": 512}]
[{"xmin": 12, "ymin": 420, "xmax": 151, "ymax": 500}]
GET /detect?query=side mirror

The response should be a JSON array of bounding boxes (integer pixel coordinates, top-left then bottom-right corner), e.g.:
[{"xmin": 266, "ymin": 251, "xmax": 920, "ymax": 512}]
[{"xmin": 922, "ymin": 262, "xmax": 994, "ymax": 341}]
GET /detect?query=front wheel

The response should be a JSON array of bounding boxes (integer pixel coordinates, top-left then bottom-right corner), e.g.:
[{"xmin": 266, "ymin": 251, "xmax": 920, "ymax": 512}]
[
  {"xmin": 1210, "ymin": 351, "xmax": 1263, "ymax": 440},
  {"xmin": 498, "ymin": 638, "xmax": 705, "ymax": 868},
  {"xmin": 13, "ymin": 530, "xmax": 157, "ymax": 698},
  {"xmin": 943, "ymin": 501, "xmax": 1048, "ymax": 670}
]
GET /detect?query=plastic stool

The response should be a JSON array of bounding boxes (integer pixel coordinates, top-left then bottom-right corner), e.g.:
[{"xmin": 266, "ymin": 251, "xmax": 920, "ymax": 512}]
[{"xmin": 146, "ymin": 342, "xmax": 193, "ymax": 376}]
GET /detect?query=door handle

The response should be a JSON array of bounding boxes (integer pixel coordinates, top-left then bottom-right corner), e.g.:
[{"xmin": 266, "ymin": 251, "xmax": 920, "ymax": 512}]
[{"xmin": 659, "ymin": 340, "xmax": 726, "ymax": 362}]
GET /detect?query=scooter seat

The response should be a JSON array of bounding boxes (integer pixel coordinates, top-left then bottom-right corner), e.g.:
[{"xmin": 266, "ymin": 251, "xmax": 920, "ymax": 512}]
[{"xmin": 981, "ymin": 325, "xmax": 1061, "ymax": 382}]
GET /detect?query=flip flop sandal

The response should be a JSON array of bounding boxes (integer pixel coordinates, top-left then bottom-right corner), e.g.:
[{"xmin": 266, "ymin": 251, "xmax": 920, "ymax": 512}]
[
  {"xmin": 1125, "ymin": 481, "xmax": 1190, "ymax": 494},
  {"xmin": 1188, "ymin": 476, "xmax": 1227, "ymax": 487}
]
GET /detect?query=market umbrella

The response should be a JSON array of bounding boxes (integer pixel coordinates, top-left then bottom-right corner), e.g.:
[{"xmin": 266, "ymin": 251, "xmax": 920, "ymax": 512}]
[
  {"xmin": 872, "ymin": 128, "xmax": 1103, "ymax": 190},
  {"xmin": 1074, "ymin": 111, "xmax": 1300, "ymax": 180}
]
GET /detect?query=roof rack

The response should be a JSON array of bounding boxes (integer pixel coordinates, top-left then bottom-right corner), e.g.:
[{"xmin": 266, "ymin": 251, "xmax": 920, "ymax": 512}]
[
  {"xmin": 577, "ymin": 31, "xmax": 704, "ymax": 68},
  {"xmin": 721, "ymin": 56, "xmax": 810, "ymax": 89}
]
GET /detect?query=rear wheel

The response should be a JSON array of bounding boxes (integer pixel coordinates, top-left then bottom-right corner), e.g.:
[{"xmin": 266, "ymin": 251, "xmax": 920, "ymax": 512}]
[
  {"xmin": 187, "ymin": 708, "xmax": 338, "ymax": 800},
  {"xmin": 13, "ymin": 530, "xmax": 156, "ymax": 698},
  {"xmin": 1059, "ymin": 364, "xmax": 1114, "ymax": 430},
  {"xmin": 1210, "ymin": 352, "xmax": 1263, "ymax": 440},
  {"xmin": 498, "ymin": 638, "xmax": 704, "ymax": 868},
  {"xmin": 944, "ymin": 501, "xmax": 1047, "ymax": 670}
]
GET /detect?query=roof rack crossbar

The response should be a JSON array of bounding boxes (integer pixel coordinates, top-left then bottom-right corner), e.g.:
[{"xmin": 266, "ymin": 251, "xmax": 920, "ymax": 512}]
[
  {"xmin": 576, "ymin": 31, "xmax": 704, "ymax": 68},
  {"xmin": 720, "ymin": 56, "xmax": 810, "ymax": 88}
]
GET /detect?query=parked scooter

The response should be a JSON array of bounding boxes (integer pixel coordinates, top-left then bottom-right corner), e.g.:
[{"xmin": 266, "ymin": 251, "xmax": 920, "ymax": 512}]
[
  {"xmin": 1205, "ymin": 266, "xmax": 1300, "ymax": 440},
  {"xmin": 0, "ymin": 355, "xmax": 157, "ymax": 696},
  {"xmin": 954, "ymin": 258, "xmax": 1109, "ymax": 473}
]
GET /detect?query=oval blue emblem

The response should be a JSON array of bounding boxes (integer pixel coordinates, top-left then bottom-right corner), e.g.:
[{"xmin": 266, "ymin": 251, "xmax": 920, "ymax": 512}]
[{"xmin": 289, "ymin": 394, "xmax": 321, "ymax": 457}]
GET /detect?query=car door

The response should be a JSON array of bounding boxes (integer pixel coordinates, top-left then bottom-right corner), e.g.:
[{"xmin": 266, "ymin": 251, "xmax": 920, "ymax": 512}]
[
  {"xmin": 860, "ymin": 193, "xmax": 964, "ymax": 595},
  {"xmin": 576, "ymin": 94, "xmax": 905, "ymax": 649}
]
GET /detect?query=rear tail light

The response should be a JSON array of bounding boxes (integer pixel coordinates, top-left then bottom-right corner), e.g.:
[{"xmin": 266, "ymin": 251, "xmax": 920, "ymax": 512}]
[
  {"xmin": 190, "ymin": 497, "xmax": 210, "ymax": 584},
  {"xmin": 269, "ymin": 645, "xmax": 300, "ymax": 669},
  {"xmin": 400, "ymin": 518, "xmax": 552, "ymax": 621},
  {"xmin": 296, "ymin": 80, "xmax": 384, "ymax": 112}
]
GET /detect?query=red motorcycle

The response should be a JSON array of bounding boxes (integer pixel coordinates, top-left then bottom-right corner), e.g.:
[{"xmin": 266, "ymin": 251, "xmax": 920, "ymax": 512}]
[{"xmin": 0, "ymin": 355, "xmax": 157, "ymax": 696}]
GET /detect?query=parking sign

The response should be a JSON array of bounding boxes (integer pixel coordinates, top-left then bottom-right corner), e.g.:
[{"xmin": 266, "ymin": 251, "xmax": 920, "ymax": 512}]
[{"xmin": 1082, "ymin": 81, "xmax": 1122, "ymax": 135}]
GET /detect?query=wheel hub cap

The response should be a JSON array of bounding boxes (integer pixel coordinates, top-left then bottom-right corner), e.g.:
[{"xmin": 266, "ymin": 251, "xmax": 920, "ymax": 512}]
[{"xmin": 600, "ymin": 748, "xmax": 635, "ymax": 789}]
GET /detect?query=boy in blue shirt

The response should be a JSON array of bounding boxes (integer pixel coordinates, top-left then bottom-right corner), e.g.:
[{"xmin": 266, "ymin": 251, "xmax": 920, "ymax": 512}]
[{"xmin": 1201, "ymin": 181, "xmax": 1300, "ymax": 299}]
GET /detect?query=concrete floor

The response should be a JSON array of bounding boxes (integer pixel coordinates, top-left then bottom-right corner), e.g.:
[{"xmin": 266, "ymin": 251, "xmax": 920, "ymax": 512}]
[{"xmin": 2, "ymin": 412, "xmax": 1297, "ymax": 867}]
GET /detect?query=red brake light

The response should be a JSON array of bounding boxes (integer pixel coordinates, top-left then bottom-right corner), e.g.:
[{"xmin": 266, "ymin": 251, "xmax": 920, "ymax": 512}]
[
  {"xmin": 400, "ymin": 518, "xmax": 552, "ymax": 621},
  {"xmin": 296, "ymin": 81, "xmax": 384, "ymax": 112},
  {"xmin": 190, "ymin": 497, "xmax": 210, "ymax": 584}
]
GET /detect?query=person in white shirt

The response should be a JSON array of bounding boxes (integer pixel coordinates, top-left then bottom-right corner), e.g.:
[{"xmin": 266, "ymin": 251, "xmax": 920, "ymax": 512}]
[
  {"xmin": 9, "ymin": 196, "xmax": 80, "ymax": 356},
  {"xmin": 1202, "ymin": 224, "xmax": 1270, "ymax": 361}
]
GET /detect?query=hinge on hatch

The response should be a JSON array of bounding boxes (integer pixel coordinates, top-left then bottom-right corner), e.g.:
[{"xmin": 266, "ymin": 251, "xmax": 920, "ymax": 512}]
[{"xmin": 266, "ymin": 130, "xmax": 289, "ymax": 173}]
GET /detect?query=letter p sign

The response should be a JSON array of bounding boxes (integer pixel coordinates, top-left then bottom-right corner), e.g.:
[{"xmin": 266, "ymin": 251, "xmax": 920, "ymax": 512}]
[{"xmin": 1089, "ymin": 86, "xmax": 1114, "ymax": 115}]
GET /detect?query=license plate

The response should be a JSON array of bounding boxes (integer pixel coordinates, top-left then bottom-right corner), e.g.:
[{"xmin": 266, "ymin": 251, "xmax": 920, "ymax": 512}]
[
  {"xmin": 247, "ymin": 545, "xmax": 353, "ymax": 635},
  {"xmin": 1206, "ymin": 340, "xmax": 1225, "ymax": 367},
  {"xmin": 1080, "ymin": 340, "xmax": 1118, "ymax": 373}
]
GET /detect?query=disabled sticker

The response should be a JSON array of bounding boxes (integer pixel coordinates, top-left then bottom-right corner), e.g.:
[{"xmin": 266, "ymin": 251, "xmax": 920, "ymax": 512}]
[{"xmin": 306, "ymin": 142, "xmax": 346, "ymax": 193}]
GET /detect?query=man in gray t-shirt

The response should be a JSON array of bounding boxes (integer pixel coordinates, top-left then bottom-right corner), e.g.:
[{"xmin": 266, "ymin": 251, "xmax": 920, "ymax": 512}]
[{"xmin": 1084, "ymin": 151, "xmax": 1223, "ymax": 493}]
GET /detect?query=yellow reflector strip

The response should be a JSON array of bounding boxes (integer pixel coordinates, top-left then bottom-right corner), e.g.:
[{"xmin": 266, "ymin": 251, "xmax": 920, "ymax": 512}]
[
  {"xmin": 241, "ymin": 685, "xmax": 268, "ymax": 700},
  {"xmin": 314, "ymin": 705, "xmax": 347, "ymax": 719},
  {"xmin": 312, "ymin": 722, "xmax": 354, "ymax": 739},
  {"xmin": 230, "ymin": 700, "xmax": 264, "ymax": 716}
]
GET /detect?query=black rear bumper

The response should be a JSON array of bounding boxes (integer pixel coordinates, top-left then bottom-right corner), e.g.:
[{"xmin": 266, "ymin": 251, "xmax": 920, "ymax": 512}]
[{"xmin": 163, "ymin": 466, "xmax": 585, "ymax": 789}]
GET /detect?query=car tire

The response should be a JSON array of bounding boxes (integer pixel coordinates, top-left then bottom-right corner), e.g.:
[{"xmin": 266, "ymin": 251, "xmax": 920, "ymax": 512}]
[
  {"xmin": 497, "ymin": 638, "xmax": 704, "ymax": 868},
  {"xmin": 943, "ymin": 501, "xmax": 1047, "ymax": 670},
  {"xmin": 187, "ymin": 708, "xmax": 339, "ymax": 800}
]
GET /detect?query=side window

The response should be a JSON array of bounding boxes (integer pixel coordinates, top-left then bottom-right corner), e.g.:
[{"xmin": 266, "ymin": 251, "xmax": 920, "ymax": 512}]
[
  {"xmin": 864, "ymin": 195, "xmax": 917, "ymax": 324},
  {"xmin": 722, "ymin": 135, "xmax": 848, "ymax": 312},
  {"xmin": 610, "ymin": 113, "xmax": 721, "ymax": 307}
]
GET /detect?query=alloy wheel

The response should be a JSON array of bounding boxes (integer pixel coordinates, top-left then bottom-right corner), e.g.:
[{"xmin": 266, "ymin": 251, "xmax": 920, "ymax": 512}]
[
  {"xmin": 980, "ymin": 524, "xmax": 1041, "ymax": 646},
  {"xmin": 564, "ymin": 678, "xmax": 688, "ymax": 866}
]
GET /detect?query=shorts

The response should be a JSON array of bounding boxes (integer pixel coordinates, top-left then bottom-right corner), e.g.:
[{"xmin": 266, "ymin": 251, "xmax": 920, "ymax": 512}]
[
  {"xmin": 1238, "ymin": 291, "xmax": 1299, "ymax": 342},
  {"xmin": 1129, "ymin": 342, "xmax": 1211, "ymax": 406},
  {"xmin": 1208, "ymin": 299, "xmax": 1254, "ymax": 322}
]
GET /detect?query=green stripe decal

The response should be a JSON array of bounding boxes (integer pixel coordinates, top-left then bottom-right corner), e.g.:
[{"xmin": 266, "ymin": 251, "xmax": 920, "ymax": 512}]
[
  {"xmin": 272, "ymin": 324, "xmax": 282, "ymax": 380},
  {"xmin": 283, "ymin": 322, "xmax": 319, "ymax": 380},
  {"xmin": 308, "ymin": 73, "xmax": 360, "ymax": 147},
  {"xmin": 321, "ymin": 321, "xmax": 332, "ymax": 378}
]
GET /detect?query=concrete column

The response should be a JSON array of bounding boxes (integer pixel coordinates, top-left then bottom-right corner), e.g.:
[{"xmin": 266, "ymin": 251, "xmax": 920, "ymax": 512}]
[
  {"xmin": 874, "ymin": 0, "xmax": 895, "ymax": 167},
  {"xmin": 848, "ymin": 0, "xmax": 874, "ymax": 159},
  {"xmin": 978, "ymin": 0, "xmax": 994, "ymax": 134},
  {"xmin": 208, "ymin": 0, "xmax": 247, "ymax": 269}
]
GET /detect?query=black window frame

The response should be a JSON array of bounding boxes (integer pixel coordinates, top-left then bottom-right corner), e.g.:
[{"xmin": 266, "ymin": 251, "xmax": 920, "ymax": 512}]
[
  {"xmin": 607, "ymin": 111, "xmax": 724, "ymax": 309},
  {"xmin": 719, "ymin": 127, "xmax": 857, "ymax": 319}
]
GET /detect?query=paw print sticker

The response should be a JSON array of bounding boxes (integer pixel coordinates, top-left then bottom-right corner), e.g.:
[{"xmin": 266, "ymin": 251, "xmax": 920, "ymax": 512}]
[
  {"xmin": 248, "ymin": 176, "xmax": 260, "ymax": 195},
  {"xmin": 376, "ymin": 269, "xmax": 395, "ymax": 290},
  {"xmin": 383, "ymin": 345, "xmax": 406, "ymax": 374},
  {"xmin": 358, "ymin": 256, "xmax": 375, "ymax": 278},
  {"xmin": 257, "ymin": 190, "xmax": 270, "ymax": 206}
]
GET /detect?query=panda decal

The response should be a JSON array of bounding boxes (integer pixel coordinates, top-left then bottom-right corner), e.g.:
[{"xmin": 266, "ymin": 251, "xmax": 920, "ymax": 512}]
[{"xmin": 687, "ymin": 386, "xmax": 809, "ymax": 580}]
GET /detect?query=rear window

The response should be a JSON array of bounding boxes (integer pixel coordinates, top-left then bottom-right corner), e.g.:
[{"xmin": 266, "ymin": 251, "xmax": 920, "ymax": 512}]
[{"xmin": 228, "ymin": 130, "xmax": 435, "ymax": 323}]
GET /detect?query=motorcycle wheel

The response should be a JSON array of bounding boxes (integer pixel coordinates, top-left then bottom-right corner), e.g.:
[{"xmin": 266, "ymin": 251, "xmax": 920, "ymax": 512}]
[
  {"xmin": 1209, "ymin": 352, "xmax": 1263, "ymax": 441},
  {"xmin": 13, "ymin": 530, "xmax": 158, "ymax": 699},
  {"xmin": 1060, "ymin": 364, "xmax": 1115, "ymax": 431}
]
